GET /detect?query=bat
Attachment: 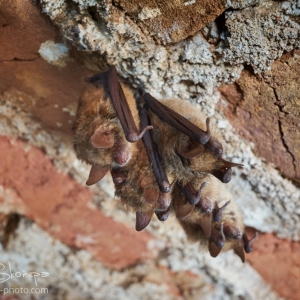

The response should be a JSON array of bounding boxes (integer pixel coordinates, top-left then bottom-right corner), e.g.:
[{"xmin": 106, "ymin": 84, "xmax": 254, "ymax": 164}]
[{"xmin": 73, "ymin": 66, "xmax": 257, "ymax": 262}]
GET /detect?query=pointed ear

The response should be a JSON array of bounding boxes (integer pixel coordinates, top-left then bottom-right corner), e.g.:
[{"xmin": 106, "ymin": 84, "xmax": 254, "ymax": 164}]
[
  {"xmin": 209, "ymin": 241, "xmax": 222, "ymax": 258},
  {"xmin": 175, "ymin": 193, "xmax": 195, "ymax": 220},
  {"xmin": 136, "ymin": 211, "xmax": 153, "ymax": 231},
  {"xmin": 86, "ymin": 165, "xmax": 109, "ymax": 185},
  {"xmin": 234, "ymin": 244, "xmax": 245, "ymax": 263},
  {"xmin": 90, "ymin": 129, "xmax": 115, "ymax": 148},
  {"xmin": 198, "ymin": 214, "xmax": 212, "ymax": 238}
]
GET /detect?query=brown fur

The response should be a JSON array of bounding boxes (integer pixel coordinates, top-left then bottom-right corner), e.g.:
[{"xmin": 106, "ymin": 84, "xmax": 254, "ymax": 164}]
[
  {"xmin": 73, "ymin": 71, "xmax": 253, "ymax": 262},
  {"xmin": 73, "ymin": 83, "xmax": 139, "ymax": 169}
]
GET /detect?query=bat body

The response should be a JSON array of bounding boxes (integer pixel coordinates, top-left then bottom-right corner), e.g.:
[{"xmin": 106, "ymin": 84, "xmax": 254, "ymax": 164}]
[{"xmin": 73, "ymin": 66, "xmax": 257, "ymax": 262}]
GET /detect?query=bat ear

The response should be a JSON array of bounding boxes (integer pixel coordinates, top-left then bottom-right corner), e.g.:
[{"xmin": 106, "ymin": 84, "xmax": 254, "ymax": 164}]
[
  {"xmin": 175, "ymin": 193, "xmax": 195, "ymax": 220},
  {"xmin": 90, "ymin": 129, "xmax": 115, "ymax": 148},
  {"xmin": 209, "ymin": 241, "xmax": 222, "ymax": 258},
  {"xmin": 135, "ymin": 211, "xmax": 153, "ymax": 231},
  {"xmin": 180, "ymin": 139, "xmax": 204, "ymax": 159},
  {"xmin": 198, "ymin": 214, "xmax": 212, "ymax": 238},
  {"xmin": 143, "ymin": 185, "xmax": 159, "ymax": 204},
  {"xmin": 86, "ymin": 165, "xmax": 109, "ymax": 186},
  {"xmin": 233, "ymin": 243, "xmax": 245, "ymax": 263}
]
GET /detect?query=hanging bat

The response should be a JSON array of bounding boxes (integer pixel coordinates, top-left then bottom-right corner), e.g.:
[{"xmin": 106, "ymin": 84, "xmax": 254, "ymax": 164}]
[
  {"xmin": 72, "ymin": 66, "xmax": 257, "ymax": 262},
  {"xmin": 72, "ymin": 67, "xmax": 152, "ymax": 185}
]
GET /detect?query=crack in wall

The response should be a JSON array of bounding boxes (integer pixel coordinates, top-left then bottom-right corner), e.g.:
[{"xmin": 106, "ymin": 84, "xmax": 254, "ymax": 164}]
[
  {"xmin": 272, "ymin": 87, "xmax": 297, "ymax": 175},
  {"xmin": 0, "ymin": 56, "xmax": 40, "ymax": 63}
]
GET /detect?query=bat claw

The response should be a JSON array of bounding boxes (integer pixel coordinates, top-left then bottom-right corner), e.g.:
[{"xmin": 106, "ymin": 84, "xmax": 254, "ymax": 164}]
[
  {"xmin": 213, "ymin": 200, "xmax": 231, "ymax": 222},
  {"xmin": 86, "ymin": 165, "xmax": 109, "ymax": 186},
  {"xmin": 210, "ymin": 223, "xmax": 225, "ymax": 249},
  {"xmin": 136, "ymin": 211, "xmax": 153, "ymax": 231},
  {"xmin": 182, "ymin": 182, "xmax": 207, "ymax": 205},
  {"xmin": 243, "ymin": 232, "xmax": 258, "ymax": 253},
  {"xmin": 155, "ymin": 208, "xmax": 170, "ymax": 221},
  {"xmin": 127, "ymin": 125, "xmax": 153, "ymax": 142}
]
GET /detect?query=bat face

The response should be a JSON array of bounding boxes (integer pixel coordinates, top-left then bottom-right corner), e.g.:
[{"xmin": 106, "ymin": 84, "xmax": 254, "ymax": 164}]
[
  {"xmin": 73, "ymin": 66, "xmax": 257, "ymax": 262},
  {"xmin": 72, "ymin": 72, "xmax": 143, "ymax": 184}
]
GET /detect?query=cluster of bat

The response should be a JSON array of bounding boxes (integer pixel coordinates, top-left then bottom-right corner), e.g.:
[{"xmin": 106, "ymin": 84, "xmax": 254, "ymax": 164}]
[{"xmin": 73, "ymin": 66, "xmax": 257, "ymax": 262}]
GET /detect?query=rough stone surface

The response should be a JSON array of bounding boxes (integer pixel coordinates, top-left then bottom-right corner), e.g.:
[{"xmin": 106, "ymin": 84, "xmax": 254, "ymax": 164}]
[
  {"xmin": 0, "ymin": 0, "xmax": 94, "ymax": 133},
  {"xmin": 40, "ymin": 0, "xmax": 244, "ymax": 117},
  {"xmin": 1, "ymin": 0, "xmax": 300, "ymax": 299},
  {"xmin": 0, "ymin": 84, "xmax": 282, "ymax": 300},
  {"xmin": 223, "ymin": 1, "xmax": 300, "ymax": 73},
  {"xmin": 111, "ymin": 0, "xmax": 226, "ymax": 44},
  {"xmin": 0, "ymin": 135, "xmax": 154, "ymax": 270},
  {"xmin": 220, "ymin": 51, "xmax": 300, "ymax": 182}
]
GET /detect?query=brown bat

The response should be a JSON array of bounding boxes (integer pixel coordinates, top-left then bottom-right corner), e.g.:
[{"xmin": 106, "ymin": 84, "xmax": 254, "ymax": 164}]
[
  {"xmin": 73, "ymin": 66, "xmax": 257, "ymax": 262},
  {"xmin": 73, "ymin": 67, "xmax": 152, "ymax": 185}
]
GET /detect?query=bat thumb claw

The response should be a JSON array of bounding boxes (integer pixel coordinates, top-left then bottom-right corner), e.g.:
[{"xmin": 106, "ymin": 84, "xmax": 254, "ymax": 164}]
[
  {"xmin": 243, "ymin": 231, "xmax": 258, "ymax": 253},
  {"xmin": 127, "ymin": 126, "xmax": 153, "ymax": 142},
  {"xmin": 213, "ymin": 200, "xmax": 231, "ymax": 222}
]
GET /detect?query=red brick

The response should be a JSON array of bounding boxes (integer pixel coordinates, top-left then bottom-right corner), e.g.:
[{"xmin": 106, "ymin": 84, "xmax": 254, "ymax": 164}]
[{"xmin": 0, "ymin": 136, "xmax": 155, "ymax": 270}]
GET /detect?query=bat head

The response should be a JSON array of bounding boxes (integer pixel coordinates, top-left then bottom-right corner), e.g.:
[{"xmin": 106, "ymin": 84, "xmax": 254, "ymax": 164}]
[{"xmin": 73, "ymin": 76, "xmax": 137, "ymax": 168}]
